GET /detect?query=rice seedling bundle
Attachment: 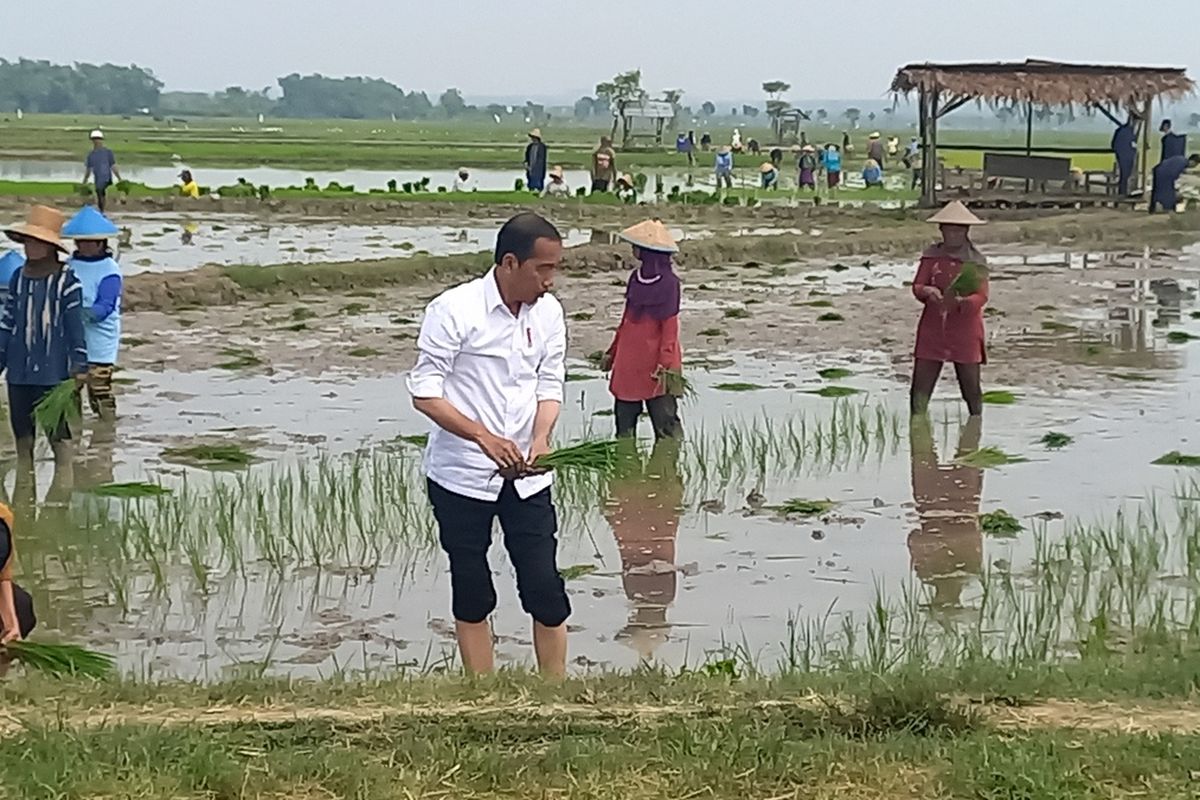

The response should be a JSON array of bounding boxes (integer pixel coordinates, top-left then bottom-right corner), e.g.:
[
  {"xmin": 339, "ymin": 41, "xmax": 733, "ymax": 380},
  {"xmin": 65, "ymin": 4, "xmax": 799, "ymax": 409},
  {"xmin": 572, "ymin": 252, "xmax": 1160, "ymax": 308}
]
[
  {"xmin": 654, "ymin": 367, "xmax": 695, "ymax": 400},
  {"xmin": 87, "ymin": 482, "xmax": 172, "ymax": 498},
  {"xmin": 4, "ymin": 641, "xmax": 114, "ymax": 678},
  {"xmin": 981, "ymin": 390, "xmax": 1018, "ymax": 405},
  {"xmin": 1152, "ymin": 451, "xmax": 1200, "ymax": 467},
  {"xmin": 778, "ymin": 498, "xmax": 836, "ymax": 516},
  {"xmin": 955, "ymin": 447, "xmax": 1028, "ymax": 469},
  {"xmin": 32, "ymin": 379, "xmax": 80, "ymax": 436},
  {"xmin": 534, "ymin": 440, "xmax": 621, "ymax": 476},
  {"xmin": 979, "ymin": 509, "xmax": 1023, "ymax": 536},
  {"xmin": 1038, "ymin": 432, "xmax": 1073, "ymax": 450},
  {"xmin": 947, "ymin": 261, "xmax": 986, "ymax": 296}
]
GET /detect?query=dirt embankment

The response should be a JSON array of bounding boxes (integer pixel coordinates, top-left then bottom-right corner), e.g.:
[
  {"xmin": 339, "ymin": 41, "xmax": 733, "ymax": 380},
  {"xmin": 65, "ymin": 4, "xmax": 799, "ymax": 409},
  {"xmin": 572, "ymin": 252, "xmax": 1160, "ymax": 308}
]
[{"xmin": 121, "ymin": 209, "xmax": 1200, "ymax": 313}]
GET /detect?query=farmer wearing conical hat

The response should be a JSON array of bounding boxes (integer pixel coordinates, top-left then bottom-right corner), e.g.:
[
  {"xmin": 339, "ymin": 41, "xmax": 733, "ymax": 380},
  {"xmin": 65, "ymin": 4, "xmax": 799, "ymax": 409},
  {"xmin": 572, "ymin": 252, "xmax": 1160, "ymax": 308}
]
[
  {"xmin": 910, "ymin": 201, "xmax": 989, "ymax": 416},
  {"xmin": 797, "ymin": 144, "xmax": 819, "ymax": 190},
  {"xmin": 408, "ymin": 212, "xmax": 571, "ymax": 676},
  {"xmin": 524, "ymin": 128, "xmax": 548, "ymax": 193},
  {"xmin": 0, "ymin": 206, "xmax": 88, "ymax": 469},
  {"xmin": 602, "ymin": 220, "xmax": 683, "ymax": 440},
  {"xmin": 63, "ymin": 206, "xmax": 124, "ymax": 424}
]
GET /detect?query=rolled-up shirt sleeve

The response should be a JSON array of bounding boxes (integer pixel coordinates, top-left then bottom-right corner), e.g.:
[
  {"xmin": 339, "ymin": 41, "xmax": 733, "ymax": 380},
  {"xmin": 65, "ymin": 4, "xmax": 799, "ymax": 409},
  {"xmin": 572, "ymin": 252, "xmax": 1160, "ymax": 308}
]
[
  {"xmin": 406, "ymin": 299, "xmax": 461, "ymax": 399},
  {"xmin": 536, "ymin": 306, "xmax": 566, "ymax": 402}
]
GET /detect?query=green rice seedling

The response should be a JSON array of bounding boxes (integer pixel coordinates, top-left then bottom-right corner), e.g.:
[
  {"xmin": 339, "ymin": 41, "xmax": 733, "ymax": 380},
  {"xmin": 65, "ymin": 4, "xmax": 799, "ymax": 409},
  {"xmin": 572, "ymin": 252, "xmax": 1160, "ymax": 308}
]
[
  {"xmin": 32, "ymin": 379, "xmax": 80, "ymax": 436},
  {"xmin": 122, "ymin": 336, "xmax": 150, "ymax": 347},
  {"xmin": 804, "ymin": 299, "xmax": 834, "ymax": 307},
  {"xmin": 714, "ymin": 382, "xmax": 765, "ymax": 392},
  {"xmin": 955, "ymin": 447, "xmax": 1028, "ymax": 468},
  {"xmin": 1035, "ymin": 304, "xmax": 1057, "ymax": 311},
  {"xmin": 1152, "ymin": 451, "xmax": 1200, "ymax": 466},
  {"xmin": 654, "ymin": 367, "xmax": 694, "ymax": 400},
  {"xmin": 214, "ymin": 346, "xmax": 263, "ymax": 370},
  {"xmin": 1039, "ymin": 432, "xmax": 1074, "ymax": 450},
  {"xmin": 806, "ymin": 386, "xmax": 861, "ymax": 398},
  {"xmin": 816, "ymin": 312, "xmax": 844, "ymax": 322},
  {"xmin": 723, "ymin": 307, "xmax": 750, "ymax": 320},
  {"xmin": 559, "ymin": 564, "xmax": 597, "ymax": 581},
  {"xmin": 1166, "ymin": 331, "xmax": 1198, "ymax": 343},
  {"xmin": 1108, "ymin": 372, "xmax": 1154, "ymax": 382},
  {"xmin": 162, "ymin": 443, "xmax": 255, "ymax": 468},
  {"xmin": 291, "ymin": 307, "xmax": 317, "ymax": 321},
  {"xmin": 564, "ymin": 372, "xmax": 594, "ymax": 382},
  {"xmin": 534, "ymin": 439, "xmax": 620, "ymax": 476},
  {"xmin": 817, "ymin": 368, "xmax": 853, "ymax": 380},
  {"xmin": 347, "ymin": 347, "xmax": 383, "ymax": 358},
  {"xmin": 777, "ymin": 498, "xmax": 835, "ymax": 516},
  {"xmin": 398, "ymin": 433, "xmax": 429, "ymax": 447},
  {"xmin": 87, "ymin": 482, "xmax": 172, "ymax": 498},
  {"xmin": 982, "ymin": 390, "xmax": 1018, "ymax": 405},
  {"xmin": 4, "ymin": 641, "xmax": 114, "ymax": 678},
  {"xmin": 697, "ymin": 327, "xmax": 725, "ymax": 337},
  {"xmin": 585, "ymin": 350, "xmax": 606, "ymax": 366},
  {"xmin": 980, "ymin": 509, "xmax": 1023, "ymax": 536},
  {"xmin": 280, "ymin": 322, "xmax": 308, "ymax": 332},
  {"xmin": 340, "ymin": 302, "xmax": 370, "ymax": 316},
  {"xmin": 947, "ymin": 261, "xmax": 986, "ymax": 296},
  {"xmin": 568, "ymin": 311, "xmax": 594, "ymax": 321},
  {"xmin": 1041, "ymin": 321, "xmax": 1076, "ymax": 333}
]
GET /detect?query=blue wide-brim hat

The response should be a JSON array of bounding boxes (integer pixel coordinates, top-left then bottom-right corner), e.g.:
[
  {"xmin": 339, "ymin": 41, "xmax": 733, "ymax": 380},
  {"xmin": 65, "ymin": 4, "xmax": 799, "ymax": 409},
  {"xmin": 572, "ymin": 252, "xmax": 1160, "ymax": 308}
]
[{"xmin": 62, "ymin": 206, "xmax": 119, "ymax": 240}]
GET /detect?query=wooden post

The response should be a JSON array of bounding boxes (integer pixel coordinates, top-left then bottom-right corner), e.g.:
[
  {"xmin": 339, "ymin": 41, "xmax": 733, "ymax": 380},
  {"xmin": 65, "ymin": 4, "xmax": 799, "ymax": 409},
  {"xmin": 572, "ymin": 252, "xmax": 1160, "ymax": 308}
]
[
  {"xmin": 921, "ymin": 86, "xmax": 939, "ymax": 207},
  {"xmin": 1024, "ymin": 100, "xmax": 1034, "ymax": 193},
  {"xmin": 1136, "ymin": 98, "xmax": 1152, "ymax": 195}
]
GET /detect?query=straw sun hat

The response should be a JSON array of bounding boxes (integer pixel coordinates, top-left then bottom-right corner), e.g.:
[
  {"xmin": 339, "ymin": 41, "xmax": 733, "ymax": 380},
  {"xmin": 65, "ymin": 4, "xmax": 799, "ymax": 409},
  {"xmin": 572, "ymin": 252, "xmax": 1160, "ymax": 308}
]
[
  {"xmin": 4, "ymin": 205, "xmax": 67, "ymax": 251},
  {"xmin": 927, "ymin": 200, "xmax": 986, "ymax": 226},
  {"xmin": 549, "ymin": 165, "xmax": 564, "ymax": 179},
  {"xmin": 528, "ymin": 128, "xmax": 542, "ymax": 139},
  {"xmin": 759, "ymin": 162, "xmax": 777, "ymax": 174},
  {"xmin": 619, "ymin": 219, "xmax": 678, "ymax": 254}
]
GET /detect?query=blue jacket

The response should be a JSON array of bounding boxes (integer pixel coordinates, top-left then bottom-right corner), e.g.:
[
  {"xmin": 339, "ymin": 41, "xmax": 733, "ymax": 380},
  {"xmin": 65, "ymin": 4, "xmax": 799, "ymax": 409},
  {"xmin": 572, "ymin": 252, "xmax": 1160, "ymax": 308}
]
[
  {"xmin": 68, "ymin": 252, "xmax": 123, "ymax": 364},
  {"xmin": 0, "ymin": 252, "xmax": 24, "ymax": 308},
  {"xmin": 0, "ymin": 263, "xmax": 87, "ymax": 385}
]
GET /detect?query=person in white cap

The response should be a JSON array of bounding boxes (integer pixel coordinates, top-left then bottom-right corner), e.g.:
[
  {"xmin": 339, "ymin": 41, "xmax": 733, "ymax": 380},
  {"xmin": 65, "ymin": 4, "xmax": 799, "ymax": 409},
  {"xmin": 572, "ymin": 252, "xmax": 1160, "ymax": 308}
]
[
  {"xmin": 82, "ymin": 130, "xmax": 122, "ymax": 213},
  {"xmin": 910, "ymin": 201, "xmax": 989, "ymax": 417}
]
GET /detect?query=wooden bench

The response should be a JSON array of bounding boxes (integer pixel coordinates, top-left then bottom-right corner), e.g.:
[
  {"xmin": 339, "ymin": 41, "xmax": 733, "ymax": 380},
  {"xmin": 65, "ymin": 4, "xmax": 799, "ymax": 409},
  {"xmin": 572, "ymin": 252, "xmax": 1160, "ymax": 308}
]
[{"xmin": 981, "ymin": 153, "xmax": 1073, "ymax": 192}]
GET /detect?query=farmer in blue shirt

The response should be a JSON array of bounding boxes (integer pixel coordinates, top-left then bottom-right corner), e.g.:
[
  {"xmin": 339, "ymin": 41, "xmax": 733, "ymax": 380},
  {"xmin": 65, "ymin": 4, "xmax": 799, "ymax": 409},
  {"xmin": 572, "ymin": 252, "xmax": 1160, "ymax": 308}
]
[
  {"xmin": 1148, "ymin": 154, "xmax": 1200, "ymax": 214},
  {"xmin": 82, "ymin": 130, "xmax": 122, "ymax": 213},
  {"xmin": 0, "ymin": 206, "xmax": 87, "ymax": 469},
  {"xmin": 1160, "ymin": 120, "xmax": 1187, "ymax": 163},
  {"xmin": 63, "ymin": 207, "xmax": 123, "ymax": 423},
  {"xmin": 1110, "ymin": 117, "xmax": 1138, "ymax": 196}
]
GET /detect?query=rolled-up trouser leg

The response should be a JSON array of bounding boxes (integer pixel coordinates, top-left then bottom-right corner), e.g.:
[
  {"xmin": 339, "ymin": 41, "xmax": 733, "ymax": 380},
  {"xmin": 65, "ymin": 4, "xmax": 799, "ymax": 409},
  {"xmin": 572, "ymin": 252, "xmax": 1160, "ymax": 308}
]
[
  {"xmin": 428, "ymin": 479, "xmax": 498, "ymax": 624},
  {"xmin": 498, "ymin": 483, "xmax": 570, "ymax": 628}
]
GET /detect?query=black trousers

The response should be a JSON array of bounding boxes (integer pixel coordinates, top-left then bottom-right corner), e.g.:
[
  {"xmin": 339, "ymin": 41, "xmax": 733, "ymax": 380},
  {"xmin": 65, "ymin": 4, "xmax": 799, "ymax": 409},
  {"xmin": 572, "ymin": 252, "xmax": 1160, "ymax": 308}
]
[
  {"xmin": 427, "ymin": 479, "xmax": 570, "ymax": 627},
  {"xmin": 1, "ymin": 583, "xmax": 37, "ymax": 639},
  {"xmin": 591, "ymin": 178, "xmax": 610, "ymax": 192},
  {"xmin": 615, "ymin": 395, "xmax": 682, "ymax": 439},
  {"xmin": 95, "ymin": 182, "xmax": 110, "ymax": 212}
]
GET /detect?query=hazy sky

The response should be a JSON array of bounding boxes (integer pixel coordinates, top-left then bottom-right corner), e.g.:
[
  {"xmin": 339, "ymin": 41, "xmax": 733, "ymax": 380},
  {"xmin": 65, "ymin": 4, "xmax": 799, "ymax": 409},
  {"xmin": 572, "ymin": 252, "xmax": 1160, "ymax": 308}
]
[{"xmin": 3, "ymin": 0, "xmax": 1197, "ymax": 101}]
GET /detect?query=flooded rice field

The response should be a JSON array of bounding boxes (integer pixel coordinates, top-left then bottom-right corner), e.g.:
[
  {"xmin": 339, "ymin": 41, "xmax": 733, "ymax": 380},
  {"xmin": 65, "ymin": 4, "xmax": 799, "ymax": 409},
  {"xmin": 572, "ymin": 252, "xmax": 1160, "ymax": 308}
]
[{"xmin": 14, "ymin": 275, "xmax": 1200, "ymax": 678}]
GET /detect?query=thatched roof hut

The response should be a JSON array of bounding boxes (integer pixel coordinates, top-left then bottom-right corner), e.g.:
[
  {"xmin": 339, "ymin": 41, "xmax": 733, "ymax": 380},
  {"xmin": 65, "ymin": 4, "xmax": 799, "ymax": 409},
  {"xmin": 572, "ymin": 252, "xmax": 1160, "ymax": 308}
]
[{"xmin": 891, "ymin": 59, "xmax": 1194, "ymax": 108}]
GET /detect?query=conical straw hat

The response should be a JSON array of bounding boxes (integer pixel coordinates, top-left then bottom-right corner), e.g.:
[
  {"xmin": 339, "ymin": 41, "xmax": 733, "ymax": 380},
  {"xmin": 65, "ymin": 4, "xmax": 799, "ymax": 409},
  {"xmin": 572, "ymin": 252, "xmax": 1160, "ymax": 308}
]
[
  {"xmin": 619, "ymin": 219, "xmax": 678, "ymax": 253},
  {"xmin": 759, "ymin": 162, "xmax": 776, "ymax": 174},
  {"xmin": 4, "ymin": 205, "xmax": 67, "ymax": 251},
  {"xmin": 62, "ymin": 205, "xmax": 119, "ymax": 239},
  {"xmin": 927, "ymin": 200, "xmax": 986, "ymax": 226}
]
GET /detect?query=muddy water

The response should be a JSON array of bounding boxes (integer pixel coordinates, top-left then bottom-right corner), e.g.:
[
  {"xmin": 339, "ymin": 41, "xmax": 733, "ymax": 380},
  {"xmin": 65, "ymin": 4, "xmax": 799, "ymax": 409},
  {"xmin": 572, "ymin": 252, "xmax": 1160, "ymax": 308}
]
[
  {"xmin": 71, "ymin": 214, "xmax": 594, "ymax": 273},
  {"xmin": 11, "ymin": 288, "xmax": 1200, "ymax": 679}
]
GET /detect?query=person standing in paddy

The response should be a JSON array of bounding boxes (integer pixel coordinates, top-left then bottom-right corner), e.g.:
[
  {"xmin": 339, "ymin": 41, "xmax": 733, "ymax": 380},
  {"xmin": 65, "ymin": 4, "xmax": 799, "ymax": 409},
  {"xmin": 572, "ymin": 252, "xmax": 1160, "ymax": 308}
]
[
  {"xmin": 602, "ymin": 220, "xmax": 684, "ymax": 440},
  {"xmin": 62, "ymin": 206, "xmax": 123, "ymax": 424},
  {"xmin": 524, "ymin": 128, "xmax": 548, "ymax": 193},
  {"xmin": 82, "ymin": 131, "xmax": 122, "ymax": 214},
  {"xmin": 909, "ymin": 201, "xmax": 989, "ymax": 417},
  {"xmin": 0, "ymin": 205, "xmax": 88, "ymax": 470},
  {"xmin": 408, "ymin": 212, "xmax": 570, "ymax": 676}
]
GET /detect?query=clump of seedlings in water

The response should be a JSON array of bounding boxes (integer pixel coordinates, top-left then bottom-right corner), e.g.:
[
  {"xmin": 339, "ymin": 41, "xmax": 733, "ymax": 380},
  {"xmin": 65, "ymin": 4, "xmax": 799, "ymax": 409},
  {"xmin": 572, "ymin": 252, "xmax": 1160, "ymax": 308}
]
[
  {"xmin": 347, "ymin": 347, "xmax": 383, "ymax": 358},
  {"xmin": 398, "ymin": 433, "xmax": 429, "ymax": 447},
  {"xmin": 1035, "ymin": 304, "xmax": 1057, "ymax": 311},
  {"xmin": 162, "ymin": 443, "xmax": 256, "ymax": 468},
  {"xmin": 804, "ymin": 299, "xmax": 834, "ymax": 308},
  {"xmin": 807, "ymin": 386, "xmax": 862, "ymax": 398},
  {"xmin": 979, "ymin": 509, "xmax": 1022, "ymax": 536},
  {"xmin": 1038, "ymin": 432, "xmax": 1073, "ymax": 450},
  {"xmin": 955, "ymin": 447, "xmax": 1028, "ymax": 468},
  {"xmin": 341, "ymin": 302, "xmax": 370, "ymax": 316},
  {"xmin": 87, "ymin": 482, "xmax": 172, "ymax": 498},
  {"xmin": 1152, "ymin": 451, "xmax": 1200, "ymax": 466},
  {"xmin": 777, "ymin": 498, "xmax": 836, "ymax": 516},
  {"xmin": 1109, "ymin": 372, "xmax": 1154, "ymax": 382},
  {"xmin": 569, "ymin": 311, "xmax": 594, "ymax": 321},
  {"xmin": 723, "ymin": 307, "xmax": 750, "ymax": 319},
  {"xmin": 982, "ymin": 390, "xmax": 1018, "ymax": 405},
  {"xmin": 214, "ymin": 346, "xmax": 263, "ymax": 370},
  {"xmin": 817, "ymin": 312, "xmax": 845, "ymax": 322},
  {"xmin": 122, "ymin": 336, "xmax": 150, "ymax": 348},
  {"xmin": 714, "ymin": 382, "xmax": 765, "ymax": 392},
  {"xmin": 817, "ymin": 368, "xmax": 852, "ymax": 380},
  {"xmin": 698, "ymin": 327, "xmax": 725, "ymax": 337},
  {"xmin": 1166, "ymin": 331, "xmax": 1198, "ymax": 343},
  {"xmin": 559, "ymin": 564, "xmax": 597, "ymax": 581},
  {"xmin": 565, "ymin": 372, "xmax": 593, "ymax": 383},
  {"xmin": 1041, "ymin": 321, "xmax": 1076, "ymax": 333}
]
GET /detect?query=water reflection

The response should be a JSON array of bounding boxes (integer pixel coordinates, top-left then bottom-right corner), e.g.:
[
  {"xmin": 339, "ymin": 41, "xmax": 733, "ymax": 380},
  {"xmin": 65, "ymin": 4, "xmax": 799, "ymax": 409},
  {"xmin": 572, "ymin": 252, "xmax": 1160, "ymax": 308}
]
[
  {"xmin": 907, "ymin": 415, "xmax": 983, "ymax": 608},
  {"xmin": 603, "ymin": 439, "xmax": 684, "ymax": 659}
]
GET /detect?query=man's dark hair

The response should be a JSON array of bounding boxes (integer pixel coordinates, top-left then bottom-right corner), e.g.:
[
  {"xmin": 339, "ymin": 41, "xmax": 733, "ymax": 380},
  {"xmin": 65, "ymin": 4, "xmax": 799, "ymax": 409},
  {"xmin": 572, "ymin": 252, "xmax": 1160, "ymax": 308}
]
[{"xmin": 494, "ymin": 212, "xmax": 561, "ymax": 265}]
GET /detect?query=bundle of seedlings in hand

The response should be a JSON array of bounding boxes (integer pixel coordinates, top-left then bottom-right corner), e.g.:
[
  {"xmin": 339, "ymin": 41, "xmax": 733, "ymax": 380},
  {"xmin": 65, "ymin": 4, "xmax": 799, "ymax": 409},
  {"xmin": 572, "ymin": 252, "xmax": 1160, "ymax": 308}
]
[
  {"xmin": 32, "ymin": 379, "xmax": 81, "ymax": 436},
  {"xmin": 3, "ymin": 640, "xmax": 115, "ymax": 678},
  {"xmin": 947, "ymin": 261, "xmax": 986, "ymax": 296},
  {"xmin": 654, "ymin": 367, "xmax": 695, "ymax": 400},
  {"xmin": 533, "ymin": 440, "xmax": 621, "ymax": 476}
]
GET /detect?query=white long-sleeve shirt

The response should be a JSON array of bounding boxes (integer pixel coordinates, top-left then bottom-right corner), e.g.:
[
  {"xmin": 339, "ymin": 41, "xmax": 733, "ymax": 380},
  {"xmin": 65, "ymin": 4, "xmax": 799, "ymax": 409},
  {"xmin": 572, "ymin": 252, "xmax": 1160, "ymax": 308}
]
[{"xmin": 406, "ymin": 268, "xmax": 566, "ymax": 501}]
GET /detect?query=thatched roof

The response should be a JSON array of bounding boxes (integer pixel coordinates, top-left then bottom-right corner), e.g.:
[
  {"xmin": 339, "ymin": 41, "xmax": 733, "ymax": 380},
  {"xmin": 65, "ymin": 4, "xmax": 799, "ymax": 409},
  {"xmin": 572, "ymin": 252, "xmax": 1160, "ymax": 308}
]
[{"xmin": 891, "ymin": 59, "xmax": 1194, "ymax": 107}]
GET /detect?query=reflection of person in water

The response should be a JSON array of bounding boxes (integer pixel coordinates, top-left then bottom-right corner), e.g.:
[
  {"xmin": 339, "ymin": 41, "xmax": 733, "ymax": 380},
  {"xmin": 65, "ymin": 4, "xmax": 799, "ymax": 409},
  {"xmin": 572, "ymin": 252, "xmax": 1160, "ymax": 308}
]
[
  {"xmin": 602, "ymin": 439, "xmax": 684, "ymax": 659},
  {"xmin": 908, "ymin": 414, "xmax": 983, "ymax": 608}
]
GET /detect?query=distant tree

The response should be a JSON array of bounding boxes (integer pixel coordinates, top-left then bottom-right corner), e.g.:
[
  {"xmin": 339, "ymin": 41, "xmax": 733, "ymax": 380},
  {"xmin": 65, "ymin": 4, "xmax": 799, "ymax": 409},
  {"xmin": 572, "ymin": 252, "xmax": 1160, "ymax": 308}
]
[
  {"xmin": 816, "ymin": 108, "xmax": 828, "ymax": 122},
  {"xmin": 761, "ymin": 81, "xmax": 791, "ymax": 100},
  {"xmin": 595, "ymin": 69, "xmax": 645, "ymax": 138},
  {"xmin": 276, "ymin": 73, "xmax": 431, "ymax": 119},
  {"xmin": 573, "ymin": 96, "xmax": 596, "ymax": 119},
  {"xmin": 867, "ymin": 111, "xmax": 876, "ymax": 123},
  {"xmin": 742, "ymin": 105, "xmax": 759, "ymax": 117},
  {"xmin": 701, "ymin": 101, "xmax": 716, "ymax": 116},
  {"xmin": 843, "ymin": 107, "xmax": 861, "ymax": 128},
  {"xmin": 882, "ymin": 107, "xmax": 894, "ymax": 118},
  {"xmin": 438, "ymin": 88, "xmax": 467, "ymax": 117},
  {"xmin": 0, "ymin": 59, "xmax": 162, "ymax": 115}
]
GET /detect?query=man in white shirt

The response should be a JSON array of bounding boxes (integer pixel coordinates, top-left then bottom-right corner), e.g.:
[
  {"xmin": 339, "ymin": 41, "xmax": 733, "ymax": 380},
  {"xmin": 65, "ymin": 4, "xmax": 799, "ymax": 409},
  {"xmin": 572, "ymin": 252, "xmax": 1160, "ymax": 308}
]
[{"xmin": 407, "ymin": 212, "xmax": 570, "ymax": 676}]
